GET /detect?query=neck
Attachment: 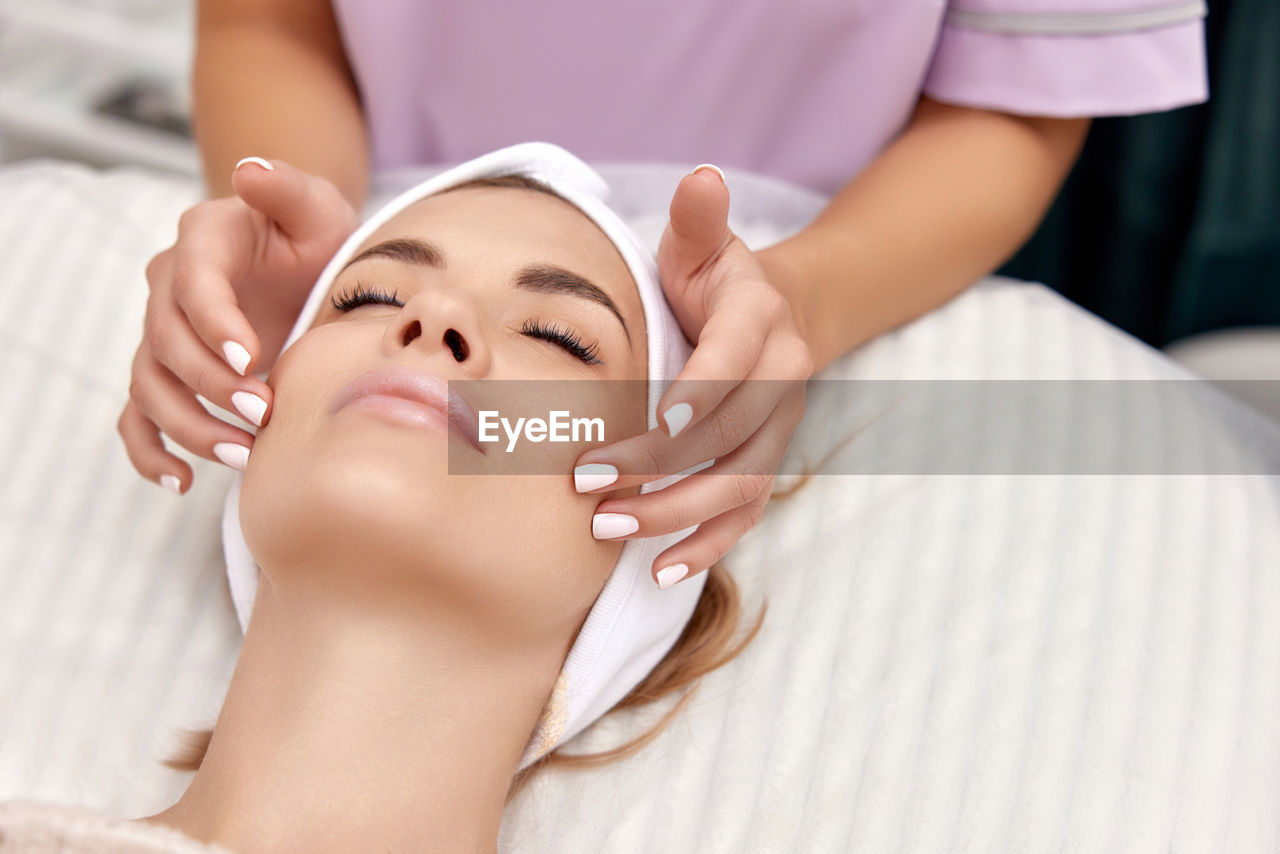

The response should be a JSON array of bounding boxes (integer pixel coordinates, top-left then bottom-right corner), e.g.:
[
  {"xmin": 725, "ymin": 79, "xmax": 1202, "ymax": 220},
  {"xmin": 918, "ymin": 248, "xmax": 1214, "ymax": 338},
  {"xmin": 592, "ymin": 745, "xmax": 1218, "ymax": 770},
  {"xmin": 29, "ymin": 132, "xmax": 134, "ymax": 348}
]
[{"xmin": 138, "ymin": 571, "xmax": 566, "ymax": 854}]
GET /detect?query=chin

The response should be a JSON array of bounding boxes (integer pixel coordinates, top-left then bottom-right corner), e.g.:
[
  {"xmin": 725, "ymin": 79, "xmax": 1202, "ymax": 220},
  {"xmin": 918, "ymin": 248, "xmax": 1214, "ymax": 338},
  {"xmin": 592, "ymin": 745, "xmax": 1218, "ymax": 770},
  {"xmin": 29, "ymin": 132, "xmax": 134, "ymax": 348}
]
[
  {"xmin": 240, "ymin": 446, "xmax": 505, "ymax": 600},
  {"xmin": 238, "ymin": 428, "xmax": 616, "ymax": 632}
]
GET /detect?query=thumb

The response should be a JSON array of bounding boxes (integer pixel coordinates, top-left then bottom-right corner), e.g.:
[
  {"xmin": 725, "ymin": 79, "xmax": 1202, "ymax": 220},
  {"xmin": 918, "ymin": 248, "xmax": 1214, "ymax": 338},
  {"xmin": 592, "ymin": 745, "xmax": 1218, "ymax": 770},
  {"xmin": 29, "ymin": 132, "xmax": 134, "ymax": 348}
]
[
  {"xmin": 658, "ymin": 165, "xmax": 732, "ymax": 282},
  {"xmin": 230, "ymin": 157, "xmax": 354, "ymax": 241}
]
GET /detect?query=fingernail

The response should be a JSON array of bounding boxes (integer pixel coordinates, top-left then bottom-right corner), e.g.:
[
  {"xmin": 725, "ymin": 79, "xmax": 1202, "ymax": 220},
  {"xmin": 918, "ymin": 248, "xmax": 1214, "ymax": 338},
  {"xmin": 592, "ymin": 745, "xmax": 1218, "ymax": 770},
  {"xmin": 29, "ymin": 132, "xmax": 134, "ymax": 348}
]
[
  {"xmin": 592, "ymin": 513, "xmax": 639, "ymax": 539},
  {"xmin": 213, "ymin": 442, "xmax": 251, "ymax": 471},
  {"xmin": 231, "ymin": 391, "xmax": 267, "ymax": 427},
  {"xmin": 692, "ymin": 163, "xmax": 725, "ymax": 183},
  {"xmin": 160, "ymin": 474, "xmax": 182, "ymax": 496},
  {"xmin": 234, "ymin": 156, "xmax": 274, "ymax": 172},
  {"xmin": 656, "ymin": 563, "xmax": 689, "ymax": 589},
  {"xmin": 574, "ymin": 463, "xmax": 618, "ymax": 492},
  {"xmin": 222, "ymin": 340, "xmax": 251, "ymax": 376},
  {"xmin": 662, "ymin": 402, "xmax": 693, "ymax": 438}
]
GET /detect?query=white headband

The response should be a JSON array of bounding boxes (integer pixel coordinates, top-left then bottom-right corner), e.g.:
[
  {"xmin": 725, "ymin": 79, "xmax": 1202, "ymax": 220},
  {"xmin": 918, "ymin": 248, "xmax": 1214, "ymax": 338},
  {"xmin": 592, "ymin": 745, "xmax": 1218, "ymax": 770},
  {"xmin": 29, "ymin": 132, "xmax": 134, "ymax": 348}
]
[{"xmin": 220, "ymin": 141, "xmax": 703, "ymax": 771}]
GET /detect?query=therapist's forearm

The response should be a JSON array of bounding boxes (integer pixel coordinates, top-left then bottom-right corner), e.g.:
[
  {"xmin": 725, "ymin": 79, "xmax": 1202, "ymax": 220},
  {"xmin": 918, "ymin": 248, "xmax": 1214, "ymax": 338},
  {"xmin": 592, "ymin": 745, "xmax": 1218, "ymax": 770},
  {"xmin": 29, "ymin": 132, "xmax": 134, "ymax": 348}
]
[
  {"xmin": 193, "ymin": 10, "xmax": 369, "ymax": 207},
  {"xmin": 756, "ymin": 95, "xmax": 1091, "ymax": 372}
]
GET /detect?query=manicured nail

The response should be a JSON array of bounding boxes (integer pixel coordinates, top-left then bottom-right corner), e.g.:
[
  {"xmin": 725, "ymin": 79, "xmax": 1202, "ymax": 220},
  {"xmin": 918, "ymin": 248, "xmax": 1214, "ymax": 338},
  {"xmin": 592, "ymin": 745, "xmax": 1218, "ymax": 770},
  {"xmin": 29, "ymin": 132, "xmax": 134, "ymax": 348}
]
[
  {"xmin": 692, "ymin": 163, "xmax": 725, "ymax": 183},
  {"xmin": 662, "ymin": 402, "xmax": 693, "ymax": 438},
  {"xmin": 656, "ymin": 563, "xmax": 689, "ymax": 589},
  {"xmin": 222, "ymin": 340, "xmax": 251, "ymax": 376},
  {"xmin": 231, "ymin": 391, "xmax": 267, "ymax": 427},
  {"xmin": 574, "ymin": 463, "xmax": 618, "ymax": 492},
  {"xmin": 234, "ymin": 156, "xmax": 274, "ymax": 172},
  {"xmin": 160, "ymin": 474, "xmax": 182, "ymax": 496},
  {"xmin": 592, "ymin": 513, "xmax": 639, "ymax": 539},
  {"xmin": 213, "ymin": 442, "xmax": 250, "ymax": 471}
]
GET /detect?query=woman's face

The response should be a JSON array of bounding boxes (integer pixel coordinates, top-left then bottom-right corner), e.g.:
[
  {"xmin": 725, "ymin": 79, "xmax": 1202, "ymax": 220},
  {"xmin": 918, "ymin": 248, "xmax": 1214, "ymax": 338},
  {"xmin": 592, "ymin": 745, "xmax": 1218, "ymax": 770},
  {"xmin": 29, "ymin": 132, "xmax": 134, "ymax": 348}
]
[{"xmin": 239, "ymin": 185, "xmax": 648, "ymax": 642}]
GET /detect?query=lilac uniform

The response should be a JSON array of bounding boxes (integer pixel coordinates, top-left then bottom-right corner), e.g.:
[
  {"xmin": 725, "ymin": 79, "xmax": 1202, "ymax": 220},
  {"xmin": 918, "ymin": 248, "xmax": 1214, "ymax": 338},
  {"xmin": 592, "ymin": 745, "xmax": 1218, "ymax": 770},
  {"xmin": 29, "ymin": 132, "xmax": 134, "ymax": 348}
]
[{"xmin": 330, "ymin": 0, "xmax": 1207, "ymax": 196}]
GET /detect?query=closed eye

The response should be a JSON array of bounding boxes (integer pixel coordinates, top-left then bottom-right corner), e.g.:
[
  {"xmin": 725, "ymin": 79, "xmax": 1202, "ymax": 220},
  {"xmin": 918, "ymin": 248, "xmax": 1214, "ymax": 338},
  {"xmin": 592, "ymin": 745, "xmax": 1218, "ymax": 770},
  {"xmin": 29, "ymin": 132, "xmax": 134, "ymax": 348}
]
[
  {"xmin": 330, "ymin": 282, "xmax": 603, "ymax": 366},
  {"xmin": 520, "ymin": 319, "xmax": 602, "ymax": 366},
  {"xmin": 331, "ymin": 281, "xmax": 403, "ymax": 312}
]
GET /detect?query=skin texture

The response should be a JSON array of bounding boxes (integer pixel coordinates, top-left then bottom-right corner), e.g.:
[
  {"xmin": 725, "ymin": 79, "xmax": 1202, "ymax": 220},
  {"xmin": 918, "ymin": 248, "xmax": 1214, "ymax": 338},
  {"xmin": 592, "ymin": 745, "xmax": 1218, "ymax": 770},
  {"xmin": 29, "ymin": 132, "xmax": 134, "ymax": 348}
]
[{"xmin": 135, "ymin": 186, "xmax": 649, "ymax": 854}]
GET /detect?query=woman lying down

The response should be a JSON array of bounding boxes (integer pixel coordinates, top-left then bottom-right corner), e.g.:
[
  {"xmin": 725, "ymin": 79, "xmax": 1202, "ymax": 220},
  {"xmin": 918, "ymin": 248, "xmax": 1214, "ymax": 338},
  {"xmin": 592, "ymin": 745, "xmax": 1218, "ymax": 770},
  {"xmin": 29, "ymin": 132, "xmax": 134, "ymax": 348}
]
[{"xmin": 0, "ymin": 142, "xmax": 765, "ymax": 853}]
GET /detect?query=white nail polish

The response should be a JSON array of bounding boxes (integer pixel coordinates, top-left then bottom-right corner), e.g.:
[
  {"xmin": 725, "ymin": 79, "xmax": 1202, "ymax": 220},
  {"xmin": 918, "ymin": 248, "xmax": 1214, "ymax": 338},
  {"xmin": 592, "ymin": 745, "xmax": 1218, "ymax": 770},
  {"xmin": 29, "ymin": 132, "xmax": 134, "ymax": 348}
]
[
  {"xmin": 213, "ymin": 442, "xmax": 250, "ymax": 471},
  {"xmin": 574, "ymin": 463, "xmax": 618, "ymax": 492},
  {"xmin": 234, "ymin": 156, "xmax": 274, "ymax": 172},
  {"xmin": 692, "ymin": 163, "xmax": 725, "ymax": 183},
  {"xmin": 592, "ymin": 513, "xmax": 639, "ymax": 539},
  {"xmin": 222, "ymin": 341, "xmax": 251, "ymax": 376},
  {"xmin": 160, "ymin": 474, "xmax": 181, "ymax": 496},
  {"xmin": 663, "ymin": 402, "xmax": 693, "ymax": 438},
  {"xmin": 656, "ymin": 563, "xmax": 689, "ymax": 589},
  {"xmin": 231, "ymin": 391, "xmax": 267, "ymax": 427}
]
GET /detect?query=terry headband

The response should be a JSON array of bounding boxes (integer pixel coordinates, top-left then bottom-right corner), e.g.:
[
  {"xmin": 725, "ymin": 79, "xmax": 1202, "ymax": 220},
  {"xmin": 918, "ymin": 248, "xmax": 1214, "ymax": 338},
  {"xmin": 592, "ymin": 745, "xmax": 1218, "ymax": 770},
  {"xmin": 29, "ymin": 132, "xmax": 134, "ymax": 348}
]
[{"xmin": 220, "ymin": 141, "xmax": 702, "ymax": 772}]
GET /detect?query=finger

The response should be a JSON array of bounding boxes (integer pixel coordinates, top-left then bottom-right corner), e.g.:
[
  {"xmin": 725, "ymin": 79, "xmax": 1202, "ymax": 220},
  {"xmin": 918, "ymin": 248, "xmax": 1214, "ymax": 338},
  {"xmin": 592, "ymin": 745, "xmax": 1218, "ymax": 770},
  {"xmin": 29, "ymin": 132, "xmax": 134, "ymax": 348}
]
[
  {"xmin": 649, "ymin": 492, "xmax": 771, "ymax": 589},
  {"xmin": 587, "ymin": 389, "xmax": 802, "ymax": 538},
  {"xmin": 129, "ymin": 344, "xmax": 256, "ymax": 471},
  {"xmin": 230, "ymin": 156, "xmax": 352, "ymax": 243},
  {"xmin": 165, "ymin": 211, "xmax": 266, "ymax": 379},
  {"xmin": 117, "ymin": 397, "xmax": 193, "ymax": 494},
  {"xmin": 145, "ymin": 287, "xmax": 274, "ymax": 430},
  {"xmin": 573, "ymin": 332, "xmax": 807, "ymax": 492},
  {"xmin": 654, "ymin": 289, "xmax": 777, "ymax": 438},
  {"xmin": 572, "ymin": 382, "xmax": 771, "ymax": 496},
  {"xmin": 657, "ymin": 166, "xmax": 732, "ymax": 282}
]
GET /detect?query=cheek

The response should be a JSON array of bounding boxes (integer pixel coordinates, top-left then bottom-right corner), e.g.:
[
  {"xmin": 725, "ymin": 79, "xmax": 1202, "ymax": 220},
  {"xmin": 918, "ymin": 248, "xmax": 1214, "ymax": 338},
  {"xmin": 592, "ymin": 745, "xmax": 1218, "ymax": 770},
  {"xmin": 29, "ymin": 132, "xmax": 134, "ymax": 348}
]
[
  {"xmin": 500, "ymin": 394, "xmax": 643, "ymax": 615},
  {"xmin": 455, "ymin": 379, "xmax": 647, "ymax": 475},
  {"xmin": 472, "ymin": 474, "xmax": 626, "ymax": 624},
  {"xmin": 236, "ymin": 348, "xmax": 327, "ymax": 570}
]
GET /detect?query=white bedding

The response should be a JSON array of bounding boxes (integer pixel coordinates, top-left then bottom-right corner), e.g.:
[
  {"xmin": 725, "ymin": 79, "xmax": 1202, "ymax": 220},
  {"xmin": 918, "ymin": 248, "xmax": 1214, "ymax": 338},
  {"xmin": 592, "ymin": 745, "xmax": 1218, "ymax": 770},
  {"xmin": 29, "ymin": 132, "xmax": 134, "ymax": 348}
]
[{"xmin": 0, "ymin": 158, "xmax": 1277, "ymax": 853}]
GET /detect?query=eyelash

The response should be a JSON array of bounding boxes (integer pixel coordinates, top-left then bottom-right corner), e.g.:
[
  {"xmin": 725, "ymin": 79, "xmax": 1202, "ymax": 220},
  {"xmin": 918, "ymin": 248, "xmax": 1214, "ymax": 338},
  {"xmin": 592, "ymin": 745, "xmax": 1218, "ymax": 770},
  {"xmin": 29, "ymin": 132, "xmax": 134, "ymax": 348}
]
[
  {"xmin": 330, "ymin": 281, "xmax": 603, "ymax": 366},
  {"xmin": 519, "ymin": 319, "xmax": 602, "ymax": 366},
  {"xmin": 330, "ymin": 281, "xmax": 402, "ymax": 312}
]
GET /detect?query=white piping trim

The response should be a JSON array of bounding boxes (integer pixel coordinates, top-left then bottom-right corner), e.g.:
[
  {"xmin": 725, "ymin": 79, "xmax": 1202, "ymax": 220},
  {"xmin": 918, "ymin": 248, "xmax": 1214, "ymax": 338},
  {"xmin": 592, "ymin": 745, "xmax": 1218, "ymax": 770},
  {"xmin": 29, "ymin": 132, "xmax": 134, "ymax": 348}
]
[{"xmin": 945, "ymin": 1, "xmax": 1206, "ymax": 36}]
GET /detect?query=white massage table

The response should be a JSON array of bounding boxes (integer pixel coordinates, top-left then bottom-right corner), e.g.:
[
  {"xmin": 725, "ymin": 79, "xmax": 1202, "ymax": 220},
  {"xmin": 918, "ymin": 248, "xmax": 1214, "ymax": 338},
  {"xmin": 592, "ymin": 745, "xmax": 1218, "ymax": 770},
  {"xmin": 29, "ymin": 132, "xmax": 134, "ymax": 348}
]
[{"xmin": 0, "ymin": 158, "xmax": 1277, "ymax": 852}]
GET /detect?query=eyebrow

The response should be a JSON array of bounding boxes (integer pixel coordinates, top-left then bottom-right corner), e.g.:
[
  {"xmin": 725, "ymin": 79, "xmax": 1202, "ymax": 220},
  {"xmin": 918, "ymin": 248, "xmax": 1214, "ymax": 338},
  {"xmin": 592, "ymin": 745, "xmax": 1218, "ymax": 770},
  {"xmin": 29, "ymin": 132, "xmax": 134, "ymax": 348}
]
[{"xmin": 338, "ymin": 237, "xmax": 631, "ymax": 345}]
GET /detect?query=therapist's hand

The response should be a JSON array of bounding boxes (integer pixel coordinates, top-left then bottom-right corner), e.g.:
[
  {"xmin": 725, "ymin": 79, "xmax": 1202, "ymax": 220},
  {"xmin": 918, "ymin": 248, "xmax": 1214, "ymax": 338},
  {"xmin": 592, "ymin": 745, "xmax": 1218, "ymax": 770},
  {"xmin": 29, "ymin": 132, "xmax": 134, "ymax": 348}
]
[
  {"xmin": 574, "ymin": 165, "xmax": 813, "ymax": 587},
  {"xmin": 119, "ymin": 157, "xmax": 358, "ymax": 494}
]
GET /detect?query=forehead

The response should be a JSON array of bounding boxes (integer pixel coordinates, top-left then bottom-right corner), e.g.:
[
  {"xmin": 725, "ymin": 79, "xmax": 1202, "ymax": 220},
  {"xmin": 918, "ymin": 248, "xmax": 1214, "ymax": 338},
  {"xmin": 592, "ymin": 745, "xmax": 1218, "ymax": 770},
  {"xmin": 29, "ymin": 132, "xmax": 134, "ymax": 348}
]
[{"xmin": 360, "ymin": 186, "xmax": 636, "ymax": 295}]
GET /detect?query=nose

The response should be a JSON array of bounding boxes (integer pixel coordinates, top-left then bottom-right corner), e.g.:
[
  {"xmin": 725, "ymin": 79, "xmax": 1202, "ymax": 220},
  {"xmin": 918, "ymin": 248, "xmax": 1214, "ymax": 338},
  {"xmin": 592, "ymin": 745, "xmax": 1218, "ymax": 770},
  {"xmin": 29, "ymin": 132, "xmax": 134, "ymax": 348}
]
[{"xmin": 383, "ymin": 287, "xmax": 492, "ymax": 376}]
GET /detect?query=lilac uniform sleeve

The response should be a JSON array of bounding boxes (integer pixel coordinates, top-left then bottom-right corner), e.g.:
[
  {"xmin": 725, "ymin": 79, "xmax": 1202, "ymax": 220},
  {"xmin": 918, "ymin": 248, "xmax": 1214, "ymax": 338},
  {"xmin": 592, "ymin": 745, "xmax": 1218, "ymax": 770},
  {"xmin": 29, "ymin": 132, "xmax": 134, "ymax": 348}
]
[{"xmin": 924, "ymin": 0, "xmax": 1209, "ymax": 116}]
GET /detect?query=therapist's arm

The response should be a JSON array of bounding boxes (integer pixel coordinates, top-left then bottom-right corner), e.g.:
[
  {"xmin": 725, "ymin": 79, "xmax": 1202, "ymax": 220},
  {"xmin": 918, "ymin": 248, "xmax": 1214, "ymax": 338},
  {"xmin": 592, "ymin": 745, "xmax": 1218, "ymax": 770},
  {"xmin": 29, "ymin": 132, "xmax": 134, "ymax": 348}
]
[
  {"xmin": 756, "ymin": 95, "xmax": 1091, "ymax": 372},
  {"xmin": 194, "ymin": 0, "xmax": 369, "ymax": 208}
]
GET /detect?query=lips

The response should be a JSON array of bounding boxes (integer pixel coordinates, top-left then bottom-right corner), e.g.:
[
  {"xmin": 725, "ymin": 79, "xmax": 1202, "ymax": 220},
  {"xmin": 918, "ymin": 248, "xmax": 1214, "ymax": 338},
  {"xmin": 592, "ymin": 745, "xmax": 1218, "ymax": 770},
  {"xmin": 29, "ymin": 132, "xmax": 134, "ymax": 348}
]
[{"xmin": 331, "ymin": 365, "xmax": 484, "ymax": 453}]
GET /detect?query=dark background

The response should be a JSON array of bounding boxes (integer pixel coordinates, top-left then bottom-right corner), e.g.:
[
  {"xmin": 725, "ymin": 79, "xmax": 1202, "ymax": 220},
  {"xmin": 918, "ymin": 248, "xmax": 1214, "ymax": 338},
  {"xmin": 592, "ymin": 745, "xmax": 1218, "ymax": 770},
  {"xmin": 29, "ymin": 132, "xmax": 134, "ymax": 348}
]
[{"xmin": 998, "ymin": 0, "xmax": 1279, "ymax": 348}]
